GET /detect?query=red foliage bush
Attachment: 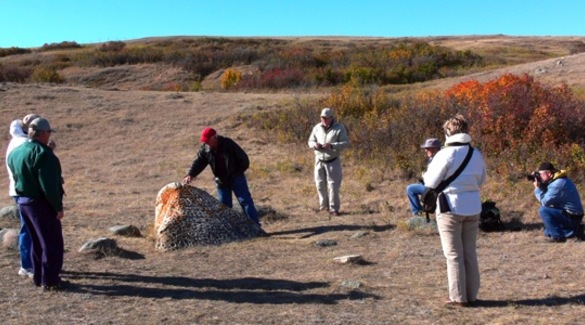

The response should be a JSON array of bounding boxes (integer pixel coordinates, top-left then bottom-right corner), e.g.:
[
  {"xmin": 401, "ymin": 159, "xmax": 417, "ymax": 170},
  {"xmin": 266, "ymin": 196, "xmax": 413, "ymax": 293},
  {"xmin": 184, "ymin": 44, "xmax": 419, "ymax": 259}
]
[
  {"xmin": 249, "ymin": 73, "xmax": 585, "ymax": 182},
  {"xmin": 445, "ymin": 74, "xmax": 585, "ymax": 160},
  {"xmin": 239, "ymin": 68, "xmax": 305, "ymax": 89}
]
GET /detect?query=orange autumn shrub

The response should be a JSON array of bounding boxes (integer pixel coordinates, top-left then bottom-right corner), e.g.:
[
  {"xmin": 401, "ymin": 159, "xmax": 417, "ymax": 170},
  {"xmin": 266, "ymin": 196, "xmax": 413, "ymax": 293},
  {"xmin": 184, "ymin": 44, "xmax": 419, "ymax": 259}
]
[
  {"xmin": 248, "ymin": 73, "xmax": 585, "ymax": 182},
  {"xmin": 445, "ymin": 74, "xmax": 585, "ymax": 177}
]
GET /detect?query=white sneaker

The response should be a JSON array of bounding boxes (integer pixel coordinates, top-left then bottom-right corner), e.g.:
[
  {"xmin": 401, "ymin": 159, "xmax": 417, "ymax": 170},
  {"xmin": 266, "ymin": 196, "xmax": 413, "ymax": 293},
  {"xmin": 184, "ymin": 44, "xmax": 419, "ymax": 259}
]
[{"xmin": 18, "ymin": 268, "xmax": 33, "ymax": 278}]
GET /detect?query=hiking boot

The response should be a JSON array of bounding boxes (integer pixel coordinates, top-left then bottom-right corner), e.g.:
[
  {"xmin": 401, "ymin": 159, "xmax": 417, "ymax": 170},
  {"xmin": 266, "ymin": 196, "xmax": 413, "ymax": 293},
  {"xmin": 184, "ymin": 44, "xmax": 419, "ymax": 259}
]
[
  {"xmin": 18, "ymin": 268, "xmax": 33, "ymax": 278},
  {"xmin": 257, "ymin": 228, "xmax": 270, "ymax": 237},
  {"xmin": 42, "ymin": 280, "xmax": 70, "ymax": 292},
  {"xmin": 569, "ymin": 234, "xmax": 584, "ymax": 242},
  {"xmin": 543, "ymin": 236, "xmax": 566, "ymax": 243}
]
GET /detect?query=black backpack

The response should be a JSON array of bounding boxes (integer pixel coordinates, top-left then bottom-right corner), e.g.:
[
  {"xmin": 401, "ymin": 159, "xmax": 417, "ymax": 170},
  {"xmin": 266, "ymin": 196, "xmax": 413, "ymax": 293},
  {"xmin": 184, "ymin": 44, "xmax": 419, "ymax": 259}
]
[{"xmin": 479, "ymin": 200, "xmax": 505, "ymax": 232}]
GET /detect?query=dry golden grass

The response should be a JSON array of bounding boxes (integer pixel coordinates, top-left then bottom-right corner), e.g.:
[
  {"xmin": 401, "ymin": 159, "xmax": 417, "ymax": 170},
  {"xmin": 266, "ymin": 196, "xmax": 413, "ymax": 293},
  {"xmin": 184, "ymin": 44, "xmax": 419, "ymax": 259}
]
[
  {"xmin": 2, "ymin": 36, "xmax": 585, "ymax": 324},
  {"xmin": 1, "ymin": 82, "xmax": 584, "ymax": 325}
]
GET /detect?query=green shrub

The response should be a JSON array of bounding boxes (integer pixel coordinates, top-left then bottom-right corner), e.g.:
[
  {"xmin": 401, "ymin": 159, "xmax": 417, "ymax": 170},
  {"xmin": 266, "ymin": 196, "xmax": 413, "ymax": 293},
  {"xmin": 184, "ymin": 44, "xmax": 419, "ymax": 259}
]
[
  {"xmin": 30, "ymin": 67, "xmax": 63, "ymax": 83},
  {"xmin": 0, "ymin": 63, "xmax": 32, "ymax": 82},
  {"xmin": 98, "ymin": 41, "xmax": 126, "ymax": 52},
  {"xmin": 39, "ymin": 41, "xmax": 81, "ymax": 52},
  {"xmin": 0, "ymin": 47, "xmax": 32, "ymax": 57}
]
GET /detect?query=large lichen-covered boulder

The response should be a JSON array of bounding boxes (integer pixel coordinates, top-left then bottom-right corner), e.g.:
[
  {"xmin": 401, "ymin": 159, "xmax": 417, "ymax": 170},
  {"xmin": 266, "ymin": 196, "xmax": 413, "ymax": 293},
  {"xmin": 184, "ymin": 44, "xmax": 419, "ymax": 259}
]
[{"xmin": 154, "ymin": 182, "xmax": 263, "ymax": 251}]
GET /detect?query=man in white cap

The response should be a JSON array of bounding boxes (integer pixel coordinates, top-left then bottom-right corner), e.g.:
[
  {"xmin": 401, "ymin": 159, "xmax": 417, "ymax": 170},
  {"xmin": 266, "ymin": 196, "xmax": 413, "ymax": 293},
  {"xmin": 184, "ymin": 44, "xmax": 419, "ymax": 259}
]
[
  {"xmin": 406, "ymin": 138, "xmax": 442, "ymax": 216},
  {"xmin": 308, "ymin": 108, "xmax": 349, "ymax": 216}
]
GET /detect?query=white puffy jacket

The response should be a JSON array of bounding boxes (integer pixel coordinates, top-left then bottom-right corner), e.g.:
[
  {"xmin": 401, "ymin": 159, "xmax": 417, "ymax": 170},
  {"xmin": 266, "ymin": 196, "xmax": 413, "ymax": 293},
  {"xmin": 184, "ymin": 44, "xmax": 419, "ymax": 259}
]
[
  {"xmin": 6, "ymin": 120, "xmax": 28, "ymax": 196},
  {"xmin": 423, "ymin": 133, "xmax": 487, "ymax": 216}
]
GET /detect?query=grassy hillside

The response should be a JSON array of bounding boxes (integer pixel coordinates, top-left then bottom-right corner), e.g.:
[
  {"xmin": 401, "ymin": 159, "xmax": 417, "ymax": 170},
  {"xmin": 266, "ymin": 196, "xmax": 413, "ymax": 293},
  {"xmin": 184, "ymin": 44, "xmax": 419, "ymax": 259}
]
[{"xmin": 2, "ymin": 35, "xmax": 585, "ymax": 91}]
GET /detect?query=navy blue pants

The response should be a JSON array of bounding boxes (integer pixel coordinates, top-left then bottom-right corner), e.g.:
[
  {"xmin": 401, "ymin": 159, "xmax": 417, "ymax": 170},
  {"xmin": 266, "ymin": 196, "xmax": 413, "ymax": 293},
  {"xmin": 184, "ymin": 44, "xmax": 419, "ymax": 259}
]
[{"xmin": 18, "ymin": 197, "xmax": 63, "ymax": 287}]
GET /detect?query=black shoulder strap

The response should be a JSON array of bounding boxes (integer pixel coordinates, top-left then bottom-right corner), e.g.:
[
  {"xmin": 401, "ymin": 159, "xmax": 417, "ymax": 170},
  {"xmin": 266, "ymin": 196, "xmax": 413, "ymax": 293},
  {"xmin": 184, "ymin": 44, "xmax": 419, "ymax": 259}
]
[{"xmin": 435, "ymin": 146, "xmax": 474, "ymax": 192}]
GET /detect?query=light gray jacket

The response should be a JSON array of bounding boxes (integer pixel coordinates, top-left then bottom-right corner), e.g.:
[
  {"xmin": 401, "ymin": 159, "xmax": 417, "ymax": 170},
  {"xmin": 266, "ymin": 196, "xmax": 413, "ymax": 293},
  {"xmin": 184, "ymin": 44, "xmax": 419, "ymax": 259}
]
[{"xmin": 308, "ymin": 120, "xmax": 349, "ymax": 161}]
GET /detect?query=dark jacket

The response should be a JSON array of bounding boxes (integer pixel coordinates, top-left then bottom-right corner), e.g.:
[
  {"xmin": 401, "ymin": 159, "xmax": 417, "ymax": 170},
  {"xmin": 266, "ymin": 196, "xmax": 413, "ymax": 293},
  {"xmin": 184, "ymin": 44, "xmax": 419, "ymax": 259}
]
[
  {"xmin": 7, "ymin": 139, "xmax": 64, "ymax": 212},
  {"xmin": 187, "ymin": 135, "xmax": 250, "ymax": 186}
]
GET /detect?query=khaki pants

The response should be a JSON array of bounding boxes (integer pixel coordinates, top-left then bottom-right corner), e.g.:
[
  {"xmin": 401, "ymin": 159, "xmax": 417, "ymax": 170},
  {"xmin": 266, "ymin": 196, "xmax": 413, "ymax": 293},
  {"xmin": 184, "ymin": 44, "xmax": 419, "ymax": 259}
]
[
  {"xmin": 436, "ymin": 212, "xmax": 480, "ymax": 303},
  {"xmin": 314, "ymin": 158, "xmax": 342, "ymax": 212}
]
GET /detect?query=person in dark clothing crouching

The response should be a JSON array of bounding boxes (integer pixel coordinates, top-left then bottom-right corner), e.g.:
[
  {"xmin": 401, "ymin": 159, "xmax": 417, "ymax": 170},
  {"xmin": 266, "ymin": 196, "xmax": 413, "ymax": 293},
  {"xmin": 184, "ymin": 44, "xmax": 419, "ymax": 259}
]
[{"xmin": 182, "ymin": 127, "xmax": 262, "ymax": 228}]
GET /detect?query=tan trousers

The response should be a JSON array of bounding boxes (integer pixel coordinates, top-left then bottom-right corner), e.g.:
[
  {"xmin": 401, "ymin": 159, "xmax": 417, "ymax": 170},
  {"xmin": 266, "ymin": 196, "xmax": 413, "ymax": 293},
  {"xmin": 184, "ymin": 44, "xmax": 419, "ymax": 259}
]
[
  {"xmin": 314, "ymin": 158, "xmax": 342, "ymax": 212},
  {"xmin": 436, "ymin": 212, "xmax": 480, "ymax": 303}
]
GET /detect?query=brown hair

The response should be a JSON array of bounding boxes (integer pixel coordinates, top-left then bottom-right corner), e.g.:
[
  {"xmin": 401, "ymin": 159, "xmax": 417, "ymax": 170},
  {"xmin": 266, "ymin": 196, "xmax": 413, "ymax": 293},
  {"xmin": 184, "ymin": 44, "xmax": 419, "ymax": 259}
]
[{"xmin": 443, "ymin": 114, "xmax": 469, "ymax": 136}]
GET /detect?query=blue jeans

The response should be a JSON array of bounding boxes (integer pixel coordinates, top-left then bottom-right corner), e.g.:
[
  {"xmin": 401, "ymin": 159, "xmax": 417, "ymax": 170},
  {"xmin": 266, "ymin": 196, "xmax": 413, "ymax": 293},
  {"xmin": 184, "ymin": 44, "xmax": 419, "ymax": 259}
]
[
  {"xmin": 13, "ymin": 196, "xmax": 32, "ymax": 270},
  {"xmin": 539, "ymin": 206, "xmax": 582, "ymax": 239},
  {"xmin": 406, "ymin": 183, "xmax": 425, "ymax": 215},
  {"xmin": 217, "ymin": 174, "xmax": 259, "ymax": 225}
]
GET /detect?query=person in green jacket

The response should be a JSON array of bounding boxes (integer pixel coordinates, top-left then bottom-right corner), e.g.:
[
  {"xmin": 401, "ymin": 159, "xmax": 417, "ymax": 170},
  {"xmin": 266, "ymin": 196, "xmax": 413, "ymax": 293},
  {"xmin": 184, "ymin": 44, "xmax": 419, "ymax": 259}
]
[{"xmin": 7, "ymin": 117, "xmax": 67, "ymax": 291}]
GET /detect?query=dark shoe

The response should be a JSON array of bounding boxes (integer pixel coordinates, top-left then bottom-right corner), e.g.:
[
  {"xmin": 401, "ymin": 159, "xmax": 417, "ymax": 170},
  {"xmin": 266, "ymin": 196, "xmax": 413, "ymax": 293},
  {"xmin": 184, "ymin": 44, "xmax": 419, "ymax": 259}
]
[
  {"xmin": 43, "ymin": 280, "xmax": 70, "ymax": 292},
  {"xmin": 544, "ymin": 236, "xmax": 566, "ymax": 243},
  {"xmin": 257, "ymin": 228, "xmax": 270, "ymax": 237},
  {"xmin": 569, "ymin": 235, "xmax": 583, "ymax": 242},
  {"xmin": 330, "ymin": 211, "xmax": 340, "ymax": 217}
]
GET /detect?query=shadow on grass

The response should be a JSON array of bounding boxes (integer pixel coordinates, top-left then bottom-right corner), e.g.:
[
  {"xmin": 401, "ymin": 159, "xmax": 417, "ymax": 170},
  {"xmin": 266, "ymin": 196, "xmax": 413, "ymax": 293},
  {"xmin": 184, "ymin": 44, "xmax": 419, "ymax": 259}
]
[
  {"xmin": 496, "ymin": 221, "xmax": 542, "ymax": 232},
  {"xmin": 269, "ymin": 224, "xmax": 394, "ymax": 239},
  {"xmin": 116, "ymin": 248, "xmax": 146, "ymax": 260},
  {"xmin": 61, "ymin": 271, "xmax": 379, "ymax": 303},
  {"xmin": 471, "ymin": 293, "xmax": 585, "ymax": 308},
  {"xmin": 503, "ymin": 210, "xmax": 543, "ymax": 232}
]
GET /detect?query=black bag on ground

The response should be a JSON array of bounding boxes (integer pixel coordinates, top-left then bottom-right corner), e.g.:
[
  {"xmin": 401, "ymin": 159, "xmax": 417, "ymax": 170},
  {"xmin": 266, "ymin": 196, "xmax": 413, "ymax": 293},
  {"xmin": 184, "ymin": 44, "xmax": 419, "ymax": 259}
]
[{"xmin": 479, "ymin": 200, "xmax": 505, "ymax": 232}]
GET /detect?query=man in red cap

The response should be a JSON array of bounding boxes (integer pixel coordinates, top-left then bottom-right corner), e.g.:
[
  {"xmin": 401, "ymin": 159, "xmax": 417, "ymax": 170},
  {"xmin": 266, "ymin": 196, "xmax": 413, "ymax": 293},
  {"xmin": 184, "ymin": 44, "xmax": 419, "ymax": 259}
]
[{"xmin": 182, "ymin": 128, "xmax": 261, "ymax": 227}]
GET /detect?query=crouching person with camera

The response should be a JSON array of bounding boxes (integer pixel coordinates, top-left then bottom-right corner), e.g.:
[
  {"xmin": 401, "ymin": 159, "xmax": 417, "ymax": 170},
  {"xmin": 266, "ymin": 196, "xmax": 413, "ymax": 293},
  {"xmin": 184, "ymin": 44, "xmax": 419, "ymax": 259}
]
[
  {"xmin": 423, "ymin": 114, "xmax": 486, "ymax": 307},
  {"xmin": 532, "ymin": 162, "xmax": 584, "ymax": 243}
]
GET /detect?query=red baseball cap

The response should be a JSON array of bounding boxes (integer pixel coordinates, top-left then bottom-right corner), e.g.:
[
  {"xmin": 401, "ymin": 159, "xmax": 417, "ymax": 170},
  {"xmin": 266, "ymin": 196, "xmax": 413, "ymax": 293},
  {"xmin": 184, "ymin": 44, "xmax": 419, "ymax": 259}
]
[{"xmin": 200, "ymin": 127, "xmax": 217, "ymax": 143}]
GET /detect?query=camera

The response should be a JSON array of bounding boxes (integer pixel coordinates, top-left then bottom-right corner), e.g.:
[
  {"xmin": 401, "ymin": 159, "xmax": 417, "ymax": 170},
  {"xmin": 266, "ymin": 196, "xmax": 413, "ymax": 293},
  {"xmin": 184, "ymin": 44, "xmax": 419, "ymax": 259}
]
[{"xmin": 526, "ymin": 171, "xmax": 541, "ymax": 182}]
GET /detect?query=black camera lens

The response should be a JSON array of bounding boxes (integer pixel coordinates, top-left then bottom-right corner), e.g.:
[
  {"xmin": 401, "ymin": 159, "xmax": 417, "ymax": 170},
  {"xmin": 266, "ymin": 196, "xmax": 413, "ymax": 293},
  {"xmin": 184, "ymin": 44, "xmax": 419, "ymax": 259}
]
[{"xmin": 526, "ymin": 172, "xmax": 541, "ymax": 182}]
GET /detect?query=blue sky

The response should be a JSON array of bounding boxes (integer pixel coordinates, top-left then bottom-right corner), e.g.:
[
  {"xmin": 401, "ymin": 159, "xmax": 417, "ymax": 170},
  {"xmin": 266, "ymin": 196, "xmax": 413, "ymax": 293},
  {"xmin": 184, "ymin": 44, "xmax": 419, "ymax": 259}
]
[{"xmin": 2, "ymin": 0, "xmax": 584, "ymax": 48}]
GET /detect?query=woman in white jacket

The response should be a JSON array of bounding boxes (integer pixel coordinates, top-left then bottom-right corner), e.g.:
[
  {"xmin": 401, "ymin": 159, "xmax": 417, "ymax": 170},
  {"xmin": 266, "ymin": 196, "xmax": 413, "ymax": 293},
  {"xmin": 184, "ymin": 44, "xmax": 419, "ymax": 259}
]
[
  {"xmin": 423, "ymin": 114, "xmax": 486, "ymax": 307},
  {"xmin": 6, "ymin": 116, "xmax": 37, "ymax": 277}
]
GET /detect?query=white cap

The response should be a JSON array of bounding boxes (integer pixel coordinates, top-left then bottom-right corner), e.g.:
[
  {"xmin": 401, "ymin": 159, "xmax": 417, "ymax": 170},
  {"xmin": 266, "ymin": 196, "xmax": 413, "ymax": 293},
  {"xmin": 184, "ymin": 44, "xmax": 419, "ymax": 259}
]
[{"xmin": 320, "ymin": 108, "xmax": 333, "ymax": 118}]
